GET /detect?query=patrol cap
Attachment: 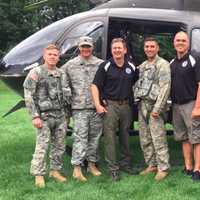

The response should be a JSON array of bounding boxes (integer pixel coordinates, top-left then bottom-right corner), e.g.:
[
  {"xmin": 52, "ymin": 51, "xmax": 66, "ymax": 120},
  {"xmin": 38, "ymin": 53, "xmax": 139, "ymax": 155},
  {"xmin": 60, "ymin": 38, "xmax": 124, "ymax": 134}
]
[{"xmin": 78, "ymin": 36, "xmax": 93, "ymax": 47}]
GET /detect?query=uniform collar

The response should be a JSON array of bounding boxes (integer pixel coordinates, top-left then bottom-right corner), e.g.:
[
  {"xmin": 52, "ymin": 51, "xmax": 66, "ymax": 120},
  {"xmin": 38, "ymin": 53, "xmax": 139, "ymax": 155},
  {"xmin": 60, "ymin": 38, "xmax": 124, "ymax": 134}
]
[
  {"xmin": 175, "ymin": 52, "xmax": 189, "ymax": 61},
  {"xmin": 78, "ymin": 55, "xmax": 96, "ymax": 65},
  {"xmin": 42, "ymin": 64, "xmax": 60, "ymax": 77},
  {"xmin": 110, "ymin": 57, "xmax": 128, "ymax": 69},
  {"xmin": 146, "ymin": 55, "xmax": 160, "ymax": 64}
]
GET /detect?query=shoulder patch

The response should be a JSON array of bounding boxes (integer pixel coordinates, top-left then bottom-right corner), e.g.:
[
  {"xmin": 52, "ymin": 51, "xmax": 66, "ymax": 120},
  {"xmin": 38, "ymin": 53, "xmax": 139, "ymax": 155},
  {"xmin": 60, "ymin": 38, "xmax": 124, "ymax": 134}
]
[
  {"xmin": 28, "ymin": 70, "xmax": 38, "ymax": 81},
  {"xmin": 104, "ymin": 62, "xmax": 111, "ymax": 72},
  {"xmin": 189, "ymin": 55, "xmax": 196, "ymax": 67},
  {"xmin": 128, "ymin": 61, "xmax": 136, "ymax": 71}
]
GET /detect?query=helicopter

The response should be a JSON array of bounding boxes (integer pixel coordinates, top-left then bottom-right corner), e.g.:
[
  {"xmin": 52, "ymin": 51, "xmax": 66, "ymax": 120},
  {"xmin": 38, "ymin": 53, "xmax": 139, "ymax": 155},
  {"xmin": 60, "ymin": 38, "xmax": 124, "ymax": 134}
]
[{"xmin": 1, "ymin": 0, "xmax": 200, "ymax": 125}]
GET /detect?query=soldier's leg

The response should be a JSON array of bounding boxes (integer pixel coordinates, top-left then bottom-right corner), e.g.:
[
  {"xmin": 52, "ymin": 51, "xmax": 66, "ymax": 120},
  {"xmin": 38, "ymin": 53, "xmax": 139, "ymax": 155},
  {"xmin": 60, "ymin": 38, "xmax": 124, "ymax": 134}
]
[
  {"xmin": 71, "ymin": 110, "xmax": 89, "ymax": 166},
  {"xmin": 138, "ymin": 101, "xmax": 157, "ymax": 167},
  {"xmin": 103, "ymin": 102, "xmax": 119, "ymax": 172},
  {"xmin": 118, "ymin": 104, "xmax": 132, "ymax": 167},
  {"xmin": 87, "ymin": 110, "xmax": 102, "ymax": 163},
  {"xmin": 149, "ymin": 115, "xmax": 170, "ymax": 171},
  {"xmin": 49, "ymin": 116, "xmax": 67, "ymax": 171},
  {"xmin": 30, "ymin": 120, "xmax": 51, "ymax": 176}
]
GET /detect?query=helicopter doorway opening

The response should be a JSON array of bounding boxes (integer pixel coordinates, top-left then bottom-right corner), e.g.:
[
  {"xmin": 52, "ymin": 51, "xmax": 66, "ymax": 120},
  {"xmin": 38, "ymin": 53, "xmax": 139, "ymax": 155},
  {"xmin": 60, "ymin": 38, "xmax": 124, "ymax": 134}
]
[
  {"xmin": 107, "ymin": 17, "xmax": 185, "ymax": 126},
  {"xmin": 107, "ymin": 17, "xmax": 185, "ymax": 65}
]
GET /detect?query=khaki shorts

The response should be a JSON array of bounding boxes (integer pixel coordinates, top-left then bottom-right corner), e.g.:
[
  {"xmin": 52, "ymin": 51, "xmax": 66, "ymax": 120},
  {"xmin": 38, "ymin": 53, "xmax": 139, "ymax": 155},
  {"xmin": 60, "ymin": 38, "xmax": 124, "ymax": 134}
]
[{"xmin": 172, "ymin": 101, "xmax": 200, "ymax": 144}]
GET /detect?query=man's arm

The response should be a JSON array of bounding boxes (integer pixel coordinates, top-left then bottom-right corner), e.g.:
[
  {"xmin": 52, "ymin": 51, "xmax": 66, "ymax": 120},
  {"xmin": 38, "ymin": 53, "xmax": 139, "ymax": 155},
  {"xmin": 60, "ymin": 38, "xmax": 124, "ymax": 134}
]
[
  {"xmin": 23, "ymin": 70, "xmax": 42, "ymax": 128},
  {"xmin": 60, "ymin": 69, "xmax": 72, "ymax": 118},
  {"xmin": 152, "ymin": 61, "xmax": 171, "ymax": 117},
  {"xmin": 192, "ymin": 55, "xmax": 200, "ymax": 118},
  {"xmin": 91, "ymin": 84, "xmax": 107, "ymax": 114},
  {"xmin": 192, "ymin": 83, "xmax": 200, "ymax": 118}
]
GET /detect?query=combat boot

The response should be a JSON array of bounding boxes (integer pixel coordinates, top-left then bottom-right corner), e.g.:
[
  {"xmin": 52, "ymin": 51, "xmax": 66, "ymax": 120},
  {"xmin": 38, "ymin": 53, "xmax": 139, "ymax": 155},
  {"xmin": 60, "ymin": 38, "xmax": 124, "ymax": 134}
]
[
  {"xmin": 87, "ymin": 162, "xmax": 102, "ymax": 176},
  {"xmin": 35, "ymin": 176, "xmax": 45, "ymax": 188},
  {"xmin": 73, "ymin": 165, "xmax": 87, "ymax": 182},
  {"xmin": 49, "ymin": 170, "xmax": 67, "ymax": 182},
  {"xmin": 140, "ymin": 166, "xmax": 158, "ymax": 176},
  {"xmin": 155, "ymin": 170, "xmax": 168, "ymax": 181}
]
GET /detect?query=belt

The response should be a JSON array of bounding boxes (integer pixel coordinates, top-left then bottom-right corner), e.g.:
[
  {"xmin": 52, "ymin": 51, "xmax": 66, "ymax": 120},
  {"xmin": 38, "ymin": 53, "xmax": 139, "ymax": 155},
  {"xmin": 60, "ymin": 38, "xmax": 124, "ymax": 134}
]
[{"xmin": 108, "ymin": 99, "xmax": 129, "ymax": 105}]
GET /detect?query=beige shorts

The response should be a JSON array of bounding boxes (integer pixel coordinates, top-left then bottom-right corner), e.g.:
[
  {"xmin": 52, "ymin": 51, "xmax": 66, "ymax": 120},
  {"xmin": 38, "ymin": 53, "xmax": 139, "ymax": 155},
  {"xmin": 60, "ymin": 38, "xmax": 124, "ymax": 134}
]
[{"xmin": 172, "ymin": 101, "xmax": 200, "ymax": 144}]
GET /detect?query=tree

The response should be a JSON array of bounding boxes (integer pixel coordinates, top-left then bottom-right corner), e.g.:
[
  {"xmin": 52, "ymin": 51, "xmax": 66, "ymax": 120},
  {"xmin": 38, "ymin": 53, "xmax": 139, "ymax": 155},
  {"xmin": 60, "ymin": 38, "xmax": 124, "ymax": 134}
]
[
  {"xmin": 25, "ymin": 0, "xmax": 91, "ymax": 29},
  {"xmin": 0, "ymin": 0, "xmax": 91, "ymax": 58},
  {"xmin": 0, "ymin": 0, "xmax": 33, "ymax": 57}
]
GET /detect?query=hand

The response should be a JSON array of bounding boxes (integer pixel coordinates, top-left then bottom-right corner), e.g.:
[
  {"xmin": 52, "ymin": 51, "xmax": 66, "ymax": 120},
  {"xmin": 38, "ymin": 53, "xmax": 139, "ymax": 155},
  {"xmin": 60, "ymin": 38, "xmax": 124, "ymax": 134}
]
[
  {"xmin": 96, "ymin": 104, "xmax": 107, "ymax": 114},
  {"xmin": 32, "ymin": 117, "xmax": 42, "ymax": 129},
  {"xmin": 151, "ymin": 112, "xmax": 159, "ymax": 118},
  {"xmin": 191, "ymin": 107, "xmax": 200, "ymax": 118}
]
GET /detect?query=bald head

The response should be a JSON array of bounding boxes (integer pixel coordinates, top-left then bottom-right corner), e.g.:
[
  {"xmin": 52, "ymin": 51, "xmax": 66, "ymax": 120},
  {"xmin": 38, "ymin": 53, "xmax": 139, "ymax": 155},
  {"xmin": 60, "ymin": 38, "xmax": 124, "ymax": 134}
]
[{"xmin": 174, "ymin": 31, "xmax": 190, "ymax": 58}]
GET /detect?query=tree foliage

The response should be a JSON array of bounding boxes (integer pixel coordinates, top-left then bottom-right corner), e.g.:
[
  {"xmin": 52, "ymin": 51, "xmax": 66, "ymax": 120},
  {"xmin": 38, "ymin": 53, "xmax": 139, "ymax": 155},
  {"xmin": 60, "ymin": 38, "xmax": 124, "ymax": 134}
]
[
  {"xmin": 25, "ymin": 0, "xmax": 91, "ymax": 30},
  {"xmin": 0, "ymin": 0, "xmax": 33, "ymax": 57},
  {"xmin": 0, "ymin": 0, "xmax": 91, "ymax": 58}
]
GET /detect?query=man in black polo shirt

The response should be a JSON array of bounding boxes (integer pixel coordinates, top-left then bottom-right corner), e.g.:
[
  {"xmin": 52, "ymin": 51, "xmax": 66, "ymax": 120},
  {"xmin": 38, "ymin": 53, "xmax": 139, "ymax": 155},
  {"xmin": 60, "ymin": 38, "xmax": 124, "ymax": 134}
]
[
  {"xmin": 171, "ymin": 31, "xmax": 200, "ymax": 181},
  {"xmin": 91, "ymin": 38, "xmax": 138, "ymax": 181}
]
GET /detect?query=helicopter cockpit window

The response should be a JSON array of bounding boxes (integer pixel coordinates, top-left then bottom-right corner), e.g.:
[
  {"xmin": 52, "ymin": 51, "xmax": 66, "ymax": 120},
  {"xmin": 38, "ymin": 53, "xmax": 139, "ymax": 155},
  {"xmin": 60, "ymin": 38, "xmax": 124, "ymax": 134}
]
[
  {"xmin": 60, "ymin": 21, "xmax": 104, "ymax": 64},
  {"xmin": 191, "ymin": 28, "xmax": 200, "ymax": 53},
  {"xmin": 3, "ymin": 17, "xmax": 72, "ymax": 66}
]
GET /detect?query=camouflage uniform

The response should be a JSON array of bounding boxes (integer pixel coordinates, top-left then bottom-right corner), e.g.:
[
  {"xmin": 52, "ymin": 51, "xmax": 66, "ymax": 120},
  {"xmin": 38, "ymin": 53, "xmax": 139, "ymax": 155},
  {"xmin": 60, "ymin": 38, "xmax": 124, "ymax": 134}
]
[
  {"xmin": 61, "ymin": 55, "xmax": 103, "ymax": 165},
  {"xmin": 134, "ymin": 55, "xmax": 171, "ymax": 171},
  {"xmin": 23, "ymin": 64, "xmax": 70, "ymax": 176}
]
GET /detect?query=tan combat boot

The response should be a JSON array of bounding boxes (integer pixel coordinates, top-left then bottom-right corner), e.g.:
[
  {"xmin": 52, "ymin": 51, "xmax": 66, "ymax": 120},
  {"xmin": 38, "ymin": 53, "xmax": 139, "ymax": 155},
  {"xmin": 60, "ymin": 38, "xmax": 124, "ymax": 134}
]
[
  {"xmin": 155, "ymin": 170, "xmax": 168, "ymax": 181},
  {"xmin": 88, "ymin": 162, "xmax": 102, "ymax": 176},
  {"xmin": 35, "ymin": 176, "xmax": 45, "ymax": 188},
  {"xmin": 140, "ymin": 166, "xmax": 158, "ymax": 176},
  {"xmin": 73, "ymin": 165, "xmax": 87, "ymax": 182},
  {"xmin": 49, "ymin": 170, "xmax": 67, "ymax": 182}
]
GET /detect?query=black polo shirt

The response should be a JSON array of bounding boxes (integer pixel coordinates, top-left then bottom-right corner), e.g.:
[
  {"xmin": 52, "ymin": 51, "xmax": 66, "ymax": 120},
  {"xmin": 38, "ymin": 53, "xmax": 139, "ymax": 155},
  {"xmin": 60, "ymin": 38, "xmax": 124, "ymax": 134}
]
[
  {"xmin": 170, "ymin": 52, "xmax": 200, "ymax": 104},
  {"xmin": 93, "ymin": 58, "xmax": 138, "ymax": 101}
]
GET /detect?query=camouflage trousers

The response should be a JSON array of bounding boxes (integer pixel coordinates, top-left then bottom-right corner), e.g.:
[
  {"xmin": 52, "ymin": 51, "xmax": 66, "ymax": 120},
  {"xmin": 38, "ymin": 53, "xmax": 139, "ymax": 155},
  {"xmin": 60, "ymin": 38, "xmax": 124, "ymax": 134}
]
[
  {"xmin": 71, "ymin": 109, "xmax": 102, "ymax": 165},
  {"xmin": 30, "ymin": 115, "xmax": 67, "ymax": 176},
  {"xmin": 103, "ymin": 100, "xmax": 133, "ymax": 172},
  {"xmin": 138, "ymin": 100, "xmax": 170, "ymax": 171}
]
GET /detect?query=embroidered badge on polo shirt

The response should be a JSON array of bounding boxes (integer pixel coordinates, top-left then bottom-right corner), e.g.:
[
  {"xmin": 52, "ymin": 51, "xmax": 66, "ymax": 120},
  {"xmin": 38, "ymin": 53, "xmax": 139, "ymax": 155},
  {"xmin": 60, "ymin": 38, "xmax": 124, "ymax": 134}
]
[
  {"xmin": 125, "ymin": 68, "xmax": 132, "ymax": 74},
  {"xmin": 182, "ymin": 61, "xmax": 188, "ymax": 67}
]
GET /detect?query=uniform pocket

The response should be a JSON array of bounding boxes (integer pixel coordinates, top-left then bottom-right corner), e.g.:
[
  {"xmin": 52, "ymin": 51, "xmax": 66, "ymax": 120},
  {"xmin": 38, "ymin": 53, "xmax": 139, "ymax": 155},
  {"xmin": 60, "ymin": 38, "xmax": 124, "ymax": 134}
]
[
  {"xmin": 38, "ymin": 100, "xmax": 53, "ymax": 111},
  {"xmin": 149, "ymin": 83, "xmax": 160, "ymax": 101}
]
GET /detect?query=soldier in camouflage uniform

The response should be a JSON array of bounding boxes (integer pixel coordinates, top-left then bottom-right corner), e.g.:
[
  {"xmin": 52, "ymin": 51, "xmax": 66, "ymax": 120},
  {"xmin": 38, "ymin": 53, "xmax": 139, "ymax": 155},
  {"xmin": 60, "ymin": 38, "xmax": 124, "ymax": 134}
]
[
  {"xmin": 134, "ymin": 37, "xmax": 171, "ymax": 181},
  {"xmin": 23, "ymin": 44, "xmax": 70, "ymax": 188},
  {"xmin": 61, "ymin": 36, "xmax": 103, "ymax": 181}
]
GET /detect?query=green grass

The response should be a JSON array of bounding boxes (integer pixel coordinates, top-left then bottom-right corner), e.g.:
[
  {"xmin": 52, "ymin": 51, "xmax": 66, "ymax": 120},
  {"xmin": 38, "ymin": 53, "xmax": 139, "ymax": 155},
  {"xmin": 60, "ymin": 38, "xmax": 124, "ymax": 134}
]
[{"xmin": 0, "ymin": 80, "xmax": 200, "ymax": 200}]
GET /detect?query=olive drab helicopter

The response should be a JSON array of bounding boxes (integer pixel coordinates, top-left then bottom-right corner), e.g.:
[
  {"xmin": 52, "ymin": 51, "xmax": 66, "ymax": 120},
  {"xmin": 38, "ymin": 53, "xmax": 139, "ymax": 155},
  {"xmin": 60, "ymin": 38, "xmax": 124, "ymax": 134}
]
[{"xmin": 1, "ymin": 0, "xmax": 200, "ymax": 130}]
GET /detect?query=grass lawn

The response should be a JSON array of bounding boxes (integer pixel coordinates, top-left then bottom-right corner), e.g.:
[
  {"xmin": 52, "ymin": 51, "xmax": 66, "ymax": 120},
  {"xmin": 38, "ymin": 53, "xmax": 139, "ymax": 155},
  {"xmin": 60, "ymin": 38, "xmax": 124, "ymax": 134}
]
[{"xmin": 0, "ymin": 80, "xmax": 200, "ymax": 200}]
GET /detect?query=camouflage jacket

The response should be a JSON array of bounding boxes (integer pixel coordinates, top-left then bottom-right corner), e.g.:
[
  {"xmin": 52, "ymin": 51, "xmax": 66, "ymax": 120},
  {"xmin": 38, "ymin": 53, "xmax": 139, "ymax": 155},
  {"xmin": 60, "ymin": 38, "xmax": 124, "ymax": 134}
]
[
  {"xmin": 61, "ymin": 55, "xmax": 103, "ymax": 109},
  {"xmin": 134, "ymin": 55, "xmax": 171, "ymax": 113},
  {"xmin": 23, "ymin": 64, "xmax": 71, "ymax": 119}
]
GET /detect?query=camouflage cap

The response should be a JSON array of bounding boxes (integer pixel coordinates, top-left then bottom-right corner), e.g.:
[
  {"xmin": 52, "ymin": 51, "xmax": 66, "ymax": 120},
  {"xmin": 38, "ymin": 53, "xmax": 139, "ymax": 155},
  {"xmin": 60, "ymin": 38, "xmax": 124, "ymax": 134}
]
[{"xmin": 78, "ymin": 36, "xmax": 93, "ymax": 47}]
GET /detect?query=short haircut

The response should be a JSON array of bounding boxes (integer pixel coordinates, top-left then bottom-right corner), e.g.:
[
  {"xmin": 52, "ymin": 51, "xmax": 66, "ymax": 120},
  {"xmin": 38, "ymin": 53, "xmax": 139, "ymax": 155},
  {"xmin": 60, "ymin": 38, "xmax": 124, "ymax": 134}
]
[
  {"xmin": 45, "ymin": 44, "xmax": 60, "ymax": 51},
  {"xmin": 144, "ymin": 37, "xmax": 158, "ymax": 45},
  {"xmin": 174, "ymin": 31, "xmax": 189, "ymax": 41},
  {"xmin": 111, "ymin": 38, "xmax": 127, "ymax": 48}
]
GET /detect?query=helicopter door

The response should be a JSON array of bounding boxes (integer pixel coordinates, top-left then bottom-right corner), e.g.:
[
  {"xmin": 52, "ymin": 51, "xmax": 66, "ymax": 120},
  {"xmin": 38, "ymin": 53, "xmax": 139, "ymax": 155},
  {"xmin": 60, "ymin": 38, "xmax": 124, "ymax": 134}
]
[
  {"xmin": 191, "ymin": 28, "xmax": 200, "ymax": 53},
  {"xmin": 58, "ymin": 21, "xmax": 104, "ymax": 65}
]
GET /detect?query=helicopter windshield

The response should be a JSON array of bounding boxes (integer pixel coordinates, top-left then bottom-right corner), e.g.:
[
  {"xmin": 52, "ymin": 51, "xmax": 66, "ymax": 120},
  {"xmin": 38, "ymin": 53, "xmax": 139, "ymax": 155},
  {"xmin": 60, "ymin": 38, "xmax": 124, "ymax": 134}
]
[
  {"xmin": 60, "ymin": 21, "xmax": 104, "ymax": 62},
  {"xmin": 3, "ymin": 17, "xmax": 73, "ymax": 67}
]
